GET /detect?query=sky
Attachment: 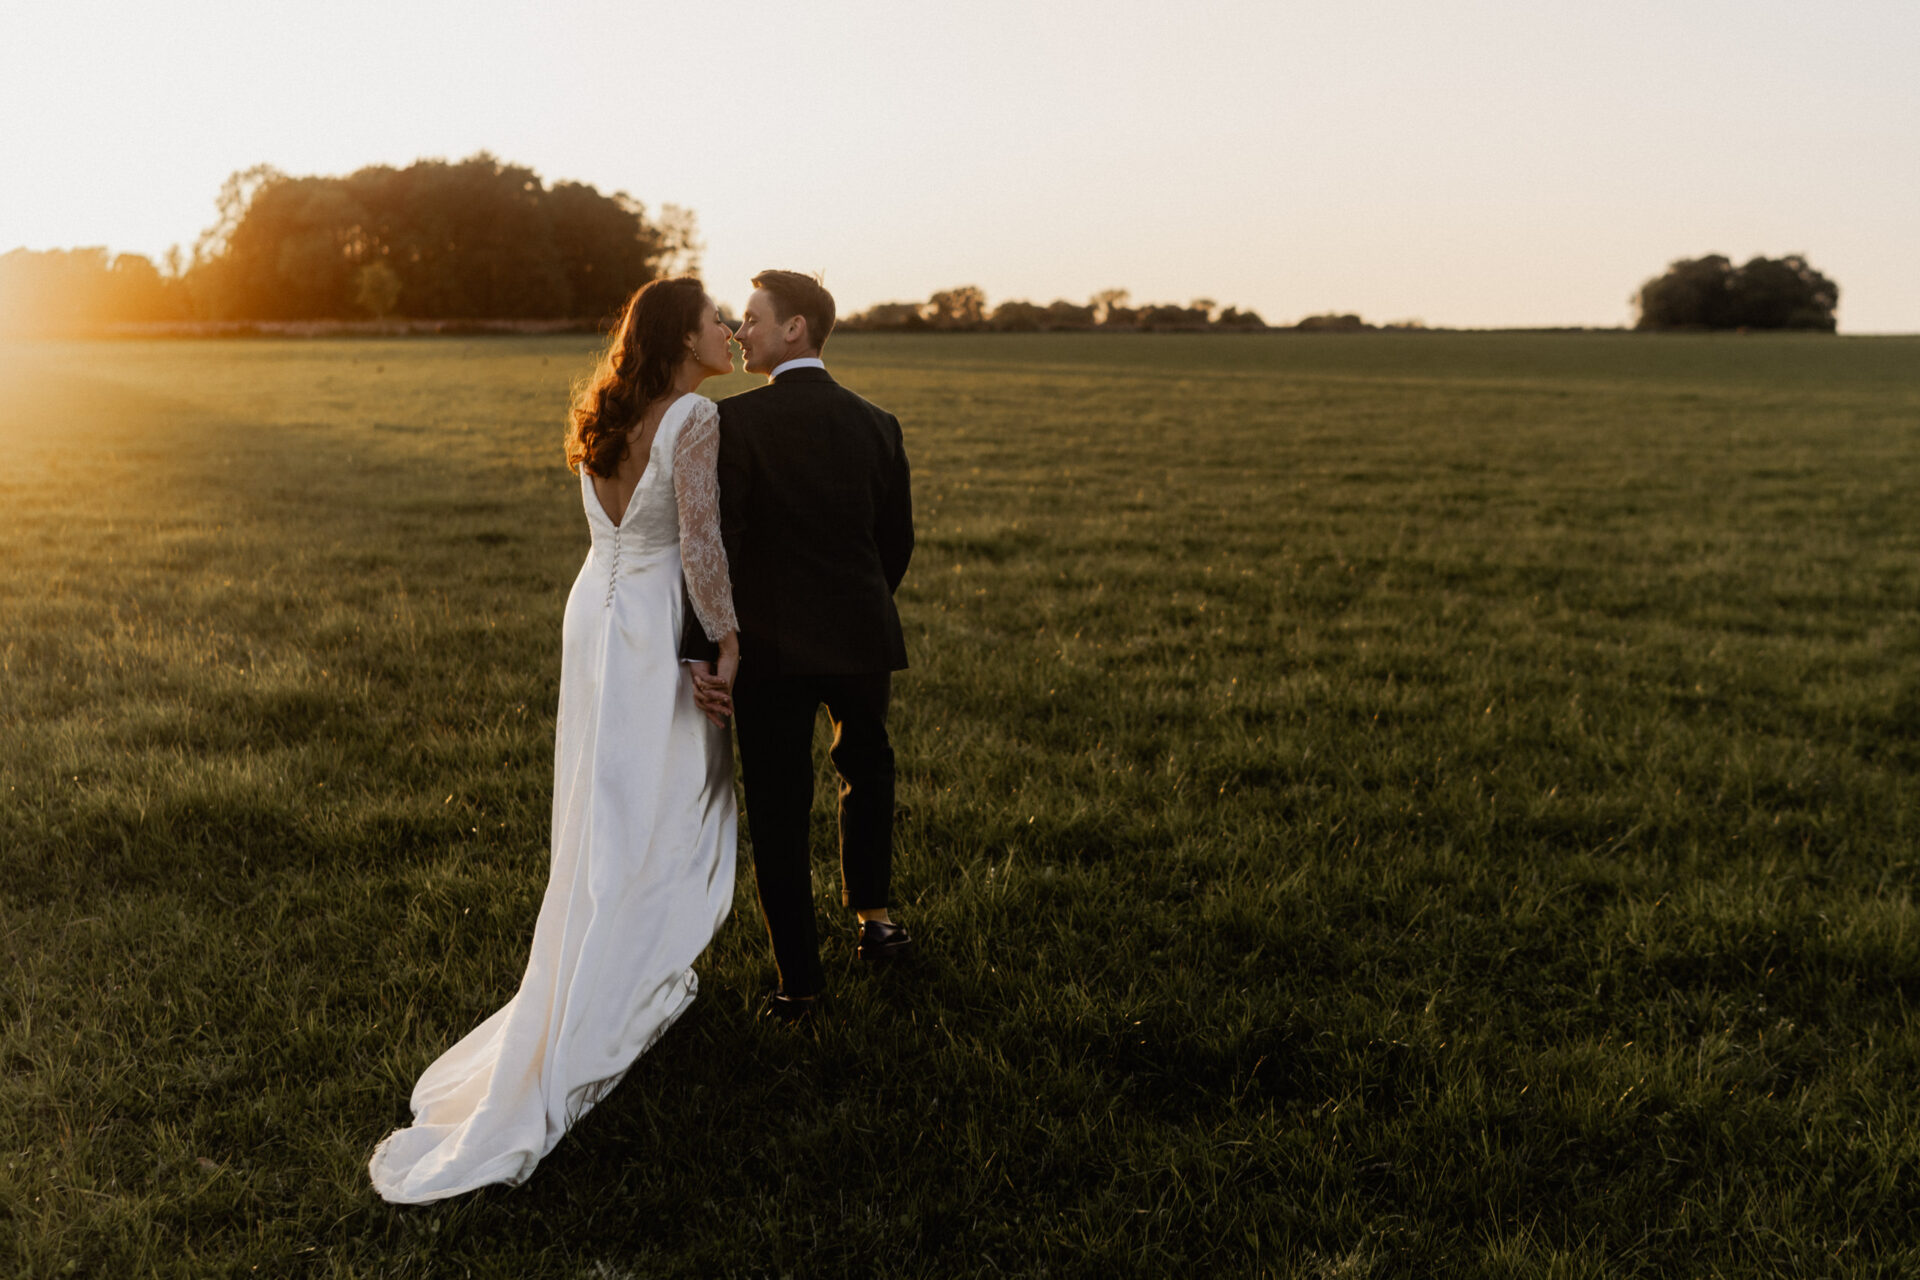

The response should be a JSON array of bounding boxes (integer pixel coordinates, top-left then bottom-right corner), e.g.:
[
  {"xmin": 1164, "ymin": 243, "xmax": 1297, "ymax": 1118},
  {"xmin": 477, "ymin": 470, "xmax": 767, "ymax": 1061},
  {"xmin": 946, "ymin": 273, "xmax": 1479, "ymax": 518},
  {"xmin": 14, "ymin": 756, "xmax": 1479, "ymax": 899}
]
[{"xmin": 3, "ymin": 0, "xmax": 1917, "ymax": 331}]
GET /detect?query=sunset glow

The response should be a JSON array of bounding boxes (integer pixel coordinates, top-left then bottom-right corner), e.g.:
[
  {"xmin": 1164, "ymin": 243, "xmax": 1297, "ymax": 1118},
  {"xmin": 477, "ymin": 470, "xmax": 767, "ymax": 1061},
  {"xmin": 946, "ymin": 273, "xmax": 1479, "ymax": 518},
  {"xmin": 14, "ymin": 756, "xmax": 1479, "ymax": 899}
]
[{"xmin": 3, "ymin": 0, "xmax": 1917, "ymax": 330}]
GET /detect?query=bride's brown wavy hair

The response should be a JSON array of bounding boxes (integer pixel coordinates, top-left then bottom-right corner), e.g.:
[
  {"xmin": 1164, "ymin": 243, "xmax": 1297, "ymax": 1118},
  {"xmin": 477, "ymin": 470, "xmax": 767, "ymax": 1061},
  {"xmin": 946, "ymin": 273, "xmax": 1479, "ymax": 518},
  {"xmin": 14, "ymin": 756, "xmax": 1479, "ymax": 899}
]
[{"xmin": 566, "ymin": 276, "xmax": 708, "ymax": 478}]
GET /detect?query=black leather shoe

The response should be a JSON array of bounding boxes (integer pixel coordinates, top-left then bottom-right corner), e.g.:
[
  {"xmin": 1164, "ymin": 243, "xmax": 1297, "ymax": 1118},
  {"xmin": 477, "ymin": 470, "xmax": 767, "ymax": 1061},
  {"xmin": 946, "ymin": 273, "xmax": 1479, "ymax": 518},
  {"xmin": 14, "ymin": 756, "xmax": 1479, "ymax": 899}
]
[
  {"xmin": 759, "ymin": 991, "xmax": 819, "ymax": 1024},
  {"xmin": 856, "ymin": 919, "xmax": 914, "ymax": 964}
]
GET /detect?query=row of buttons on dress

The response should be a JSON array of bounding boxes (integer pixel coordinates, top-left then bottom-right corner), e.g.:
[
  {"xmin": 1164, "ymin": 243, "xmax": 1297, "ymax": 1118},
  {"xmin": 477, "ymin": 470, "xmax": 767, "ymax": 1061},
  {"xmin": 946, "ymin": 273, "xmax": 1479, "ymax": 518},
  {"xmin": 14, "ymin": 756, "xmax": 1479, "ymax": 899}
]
[{"xmin": 604, "ymin": 523, "xmax": 622, "ymax": 608}]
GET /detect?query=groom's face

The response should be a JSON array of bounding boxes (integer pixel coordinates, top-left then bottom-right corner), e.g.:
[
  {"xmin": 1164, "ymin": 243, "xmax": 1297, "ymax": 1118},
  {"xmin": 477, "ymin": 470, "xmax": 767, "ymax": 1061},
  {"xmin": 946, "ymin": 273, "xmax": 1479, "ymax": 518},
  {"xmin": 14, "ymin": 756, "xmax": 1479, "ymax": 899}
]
[{"xmin": 736, "ymin": 288, "xmax": 808, "ymax": 375}]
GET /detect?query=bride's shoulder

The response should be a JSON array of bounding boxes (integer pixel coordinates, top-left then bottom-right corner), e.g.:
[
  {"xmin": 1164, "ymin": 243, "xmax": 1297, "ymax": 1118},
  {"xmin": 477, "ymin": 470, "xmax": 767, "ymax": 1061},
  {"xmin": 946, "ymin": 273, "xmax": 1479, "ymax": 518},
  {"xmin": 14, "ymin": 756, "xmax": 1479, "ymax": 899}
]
[
  {"xmin": 668, "ymin": 392, "xmax": 719, "ymax": 448},
  {"xmin": 657, "ymin": 391, "xmax": 713, "ymax": 424}
]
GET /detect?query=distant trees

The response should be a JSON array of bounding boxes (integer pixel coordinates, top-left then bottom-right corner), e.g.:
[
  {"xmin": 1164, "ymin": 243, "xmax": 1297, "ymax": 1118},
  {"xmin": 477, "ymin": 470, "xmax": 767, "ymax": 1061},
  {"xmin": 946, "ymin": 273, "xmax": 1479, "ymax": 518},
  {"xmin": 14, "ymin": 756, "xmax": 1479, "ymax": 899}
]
[
  {"xmin": 1045, "ymin": 300, "xmax": 1096, "ymax": 328},
  {"xmin": 1295, "ymin": 313, "xmax": 1373, "ymax": 333},
  {"xmin": 1090, "ymin": 289, "xmax": 1130, "ymax": 325},
  {"xmin": 835, "ymin": 294, "xmax": 1443, "ymax": 335},
  {"xmin": 850, "ymin": 302, "xmax": 926, "ymax": 331},
  {"xmin": 194, "ymin": 155, "xmax": 693, "ymax": 323},
  {"xmin": 0, "ymin": 154, "xmax": 694, "ymax": 333},
  {"xmin": 1635, "ymin": 254, "xmax": 1838, "ymax": 331},
  {"xmin": 844, "ymin": 286, "xmax": 1266, "ymax": 333},
  {"xmin": 0, "ymin": 247, "xmax": 187, "ymax": 334},
  {"xmin": 1137, "ymin": 302, "xmax": 1212, "ymax": 331},
  {"xmin": 924, "ymin": 286, "xmax": 988, "ymax": 330},
  {"xmin": 986, "ymin": 300, "xmax": 1047, "ymax": 332}
]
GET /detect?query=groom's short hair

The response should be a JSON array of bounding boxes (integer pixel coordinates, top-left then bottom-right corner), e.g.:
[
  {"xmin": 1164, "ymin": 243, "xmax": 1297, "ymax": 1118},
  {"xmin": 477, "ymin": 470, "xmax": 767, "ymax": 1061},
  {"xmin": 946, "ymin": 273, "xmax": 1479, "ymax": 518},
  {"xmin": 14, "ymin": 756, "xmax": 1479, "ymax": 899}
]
[{"xmin": 752, "ymin": 270, "xmax": 836, "ymax": 351}]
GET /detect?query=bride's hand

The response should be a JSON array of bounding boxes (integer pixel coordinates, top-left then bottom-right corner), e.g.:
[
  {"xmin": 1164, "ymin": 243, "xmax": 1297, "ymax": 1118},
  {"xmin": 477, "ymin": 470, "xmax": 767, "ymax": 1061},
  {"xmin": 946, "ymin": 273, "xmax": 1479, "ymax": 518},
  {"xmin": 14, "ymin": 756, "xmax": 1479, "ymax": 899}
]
[
  {"xmin": 686, "ymin": 660, "xmax": 730, "ymax": 727},
  {"xmin": 688, "ymin": 636, "xmax": 738, "ymax": 727}
]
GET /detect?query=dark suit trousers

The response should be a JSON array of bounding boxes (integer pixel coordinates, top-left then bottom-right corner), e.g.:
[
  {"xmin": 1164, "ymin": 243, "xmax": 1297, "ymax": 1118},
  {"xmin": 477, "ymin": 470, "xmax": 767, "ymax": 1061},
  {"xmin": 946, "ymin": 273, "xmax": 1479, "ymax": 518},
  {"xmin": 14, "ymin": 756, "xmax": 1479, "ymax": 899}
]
[{"xmin": 733, "ymin": 671, "xmax": 895, "ymax": 997}]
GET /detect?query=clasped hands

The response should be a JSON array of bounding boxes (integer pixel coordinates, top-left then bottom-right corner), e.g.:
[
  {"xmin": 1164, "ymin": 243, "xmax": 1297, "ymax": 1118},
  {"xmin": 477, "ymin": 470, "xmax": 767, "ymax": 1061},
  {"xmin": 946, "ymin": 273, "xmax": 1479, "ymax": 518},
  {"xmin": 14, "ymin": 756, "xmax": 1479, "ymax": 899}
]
[{"xmin": 687, "ymin": 635, "xmax": 739, "ymax": 728}]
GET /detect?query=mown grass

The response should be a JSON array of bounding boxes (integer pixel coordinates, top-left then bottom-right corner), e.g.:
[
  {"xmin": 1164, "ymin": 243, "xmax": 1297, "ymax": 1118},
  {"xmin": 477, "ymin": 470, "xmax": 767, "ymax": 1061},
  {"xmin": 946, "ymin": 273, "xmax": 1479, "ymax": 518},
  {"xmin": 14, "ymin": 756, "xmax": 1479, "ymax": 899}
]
[{"xmin": 3, "ymin": 331, "xmax": 1919, "ymax": 1277}]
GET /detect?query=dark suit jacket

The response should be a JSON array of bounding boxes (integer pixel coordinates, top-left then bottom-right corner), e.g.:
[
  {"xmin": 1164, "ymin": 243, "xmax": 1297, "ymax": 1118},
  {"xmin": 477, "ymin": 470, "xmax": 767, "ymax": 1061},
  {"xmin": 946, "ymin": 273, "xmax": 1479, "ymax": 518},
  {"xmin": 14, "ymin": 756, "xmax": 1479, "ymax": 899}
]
[{"xmin": 680, "ymin": 367, "xmax": 913, "ymax": 676}]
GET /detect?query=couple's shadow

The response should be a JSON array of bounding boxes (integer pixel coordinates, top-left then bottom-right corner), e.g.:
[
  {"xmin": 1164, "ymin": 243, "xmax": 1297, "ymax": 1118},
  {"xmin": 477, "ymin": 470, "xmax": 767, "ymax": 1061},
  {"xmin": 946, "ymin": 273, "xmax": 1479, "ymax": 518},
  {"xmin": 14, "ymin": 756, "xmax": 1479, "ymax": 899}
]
[{"xmin": 526, "ymin": 955, "xmax": 944, "ymax": 1193}]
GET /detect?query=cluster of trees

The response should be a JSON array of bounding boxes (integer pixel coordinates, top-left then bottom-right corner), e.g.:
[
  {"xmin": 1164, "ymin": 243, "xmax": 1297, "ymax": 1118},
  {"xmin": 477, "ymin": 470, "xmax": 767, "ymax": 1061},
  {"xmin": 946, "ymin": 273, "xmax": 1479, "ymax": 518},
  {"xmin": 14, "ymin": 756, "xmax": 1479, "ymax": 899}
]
[
  {"xmin": 843, "ymin": 288, "xmax": 1267, "ymax": 333},
  {"xmin": 0, "ymin": 155, "xmax": 694, "ymax": 334},
  {"xmin": 0, "ymin": 248, "xmax": 182, "ymax": 333},
  {"xmin": 1635, "ymin": 254, "xmax": 1838, "ymax": 331},
  {"xmin": 1293, "ymin": 314, "xmax": 1431, "ymax": 332}
]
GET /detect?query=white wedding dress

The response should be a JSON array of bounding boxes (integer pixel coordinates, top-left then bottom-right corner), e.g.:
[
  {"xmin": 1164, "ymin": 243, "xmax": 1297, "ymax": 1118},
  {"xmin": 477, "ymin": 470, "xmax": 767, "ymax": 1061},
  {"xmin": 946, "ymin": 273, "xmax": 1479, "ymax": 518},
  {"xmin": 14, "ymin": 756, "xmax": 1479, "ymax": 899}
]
[{"xmin": 369, "ymin": 393, "xmax": 739, "ymax": 1204}]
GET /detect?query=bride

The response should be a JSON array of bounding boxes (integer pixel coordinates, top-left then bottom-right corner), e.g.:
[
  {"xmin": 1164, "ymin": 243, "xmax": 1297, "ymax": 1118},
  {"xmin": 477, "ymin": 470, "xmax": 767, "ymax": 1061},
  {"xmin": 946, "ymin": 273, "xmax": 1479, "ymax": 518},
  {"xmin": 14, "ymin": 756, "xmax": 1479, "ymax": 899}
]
[{"xmin": 370, "ymin": 277, "xmax": 742, "ymax": 1203}]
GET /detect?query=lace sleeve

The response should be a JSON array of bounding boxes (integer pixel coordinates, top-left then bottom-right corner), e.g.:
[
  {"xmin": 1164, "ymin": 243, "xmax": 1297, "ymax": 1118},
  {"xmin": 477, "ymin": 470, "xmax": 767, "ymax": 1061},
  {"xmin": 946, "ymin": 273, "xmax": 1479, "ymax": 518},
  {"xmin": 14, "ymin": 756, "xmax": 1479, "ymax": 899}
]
[{"xmin": 672, "ymin": 398, "xmax": 739, "ymax": 642}]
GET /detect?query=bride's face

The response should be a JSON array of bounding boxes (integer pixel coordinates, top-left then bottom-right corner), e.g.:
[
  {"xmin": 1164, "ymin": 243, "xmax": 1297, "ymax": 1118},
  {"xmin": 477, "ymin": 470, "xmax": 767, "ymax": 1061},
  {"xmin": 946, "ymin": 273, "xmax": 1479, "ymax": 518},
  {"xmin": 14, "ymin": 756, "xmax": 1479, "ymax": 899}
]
[{"xmin": 688, "ymin": 297, "xmax": 737, "ymax": 375}]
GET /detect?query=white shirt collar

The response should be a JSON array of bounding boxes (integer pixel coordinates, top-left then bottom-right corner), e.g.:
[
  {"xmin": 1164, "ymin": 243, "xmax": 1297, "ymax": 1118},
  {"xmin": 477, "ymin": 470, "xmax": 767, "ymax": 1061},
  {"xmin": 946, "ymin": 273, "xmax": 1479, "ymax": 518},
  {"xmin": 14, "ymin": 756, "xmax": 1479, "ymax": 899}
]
[{"xmin": 770, "ymin": 356, "xmax": 826, "ymax": 379}]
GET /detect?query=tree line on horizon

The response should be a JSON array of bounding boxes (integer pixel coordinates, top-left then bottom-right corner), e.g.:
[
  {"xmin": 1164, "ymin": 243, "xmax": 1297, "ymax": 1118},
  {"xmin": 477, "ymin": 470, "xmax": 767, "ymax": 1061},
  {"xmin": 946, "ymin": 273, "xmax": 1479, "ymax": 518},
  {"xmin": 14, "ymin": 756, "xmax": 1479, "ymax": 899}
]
[
  {"xmin": 0, "ymin": 154, "xmax": 694, "ymax": 335},
  {"xmin": 0, "ymin": 155, "xmax": 1843, "ymax": 337},
  {"xmin": 838, "ymin": 289, "xmax": 1525, "ymax": 334},
  {"xmin": 843, "ymin": 288, "xmax": 1472, "ymax": 333},
  {"xmin": 841, "ymin": 288, "xmax": 1274, "ymax": 333},
  {"xmin": 849, "ymin": 255, "xmax": 1841, "ymax": 335}
]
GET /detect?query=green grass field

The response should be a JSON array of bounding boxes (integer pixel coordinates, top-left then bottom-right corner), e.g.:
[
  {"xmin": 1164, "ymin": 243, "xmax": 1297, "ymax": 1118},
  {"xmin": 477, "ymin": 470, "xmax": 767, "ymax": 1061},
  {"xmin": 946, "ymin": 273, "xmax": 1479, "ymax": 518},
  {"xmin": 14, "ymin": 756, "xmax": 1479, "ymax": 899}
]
[{"xmin": 3, "ymin": 331, "xmax": 1919, "ymax": 1277}]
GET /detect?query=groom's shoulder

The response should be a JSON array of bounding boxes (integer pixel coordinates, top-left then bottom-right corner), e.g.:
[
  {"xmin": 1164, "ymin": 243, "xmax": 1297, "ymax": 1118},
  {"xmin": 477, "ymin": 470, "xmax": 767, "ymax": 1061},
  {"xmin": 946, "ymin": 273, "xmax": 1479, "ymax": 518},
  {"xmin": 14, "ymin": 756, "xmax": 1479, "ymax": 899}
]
[
  {"xmin": 717, "ymin": 382, "xmax": 779, "ymax": 410},
  {"xmin": 817, "ymin": 379, "xmax": 898, "ymax": 429},
  {"xmin": 718, "ymin": 377, "xmax": 894, "ymax": 424},
  {"xmin": 715, "ymin": 382, "xmax": 778, "ymax": 424}
]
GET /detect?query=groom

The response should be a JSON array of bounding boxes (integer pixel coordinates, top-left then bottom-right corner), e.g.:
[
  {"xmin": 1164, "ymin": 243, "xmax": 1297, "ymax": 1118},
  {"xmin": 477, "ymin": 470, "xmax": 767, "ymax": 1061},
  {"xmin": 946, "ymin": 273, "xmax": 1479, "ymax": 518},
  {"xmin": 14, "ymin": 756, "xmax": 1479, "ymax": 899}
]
[{"xmin": 684, "ymin": 270, "xmax": 915, "ymax": 1021}]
